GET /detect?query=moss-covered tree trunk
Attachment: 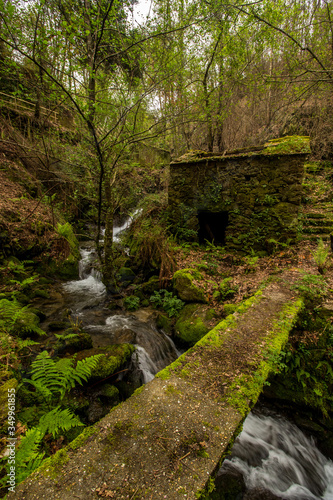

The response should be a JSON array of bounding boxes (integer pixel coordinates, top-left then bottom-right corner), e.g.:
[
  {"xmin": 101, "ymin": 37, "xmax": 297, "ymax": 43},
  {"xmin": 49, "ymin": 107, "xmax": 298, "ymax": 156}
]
[{"xmin": 103, "ymin": 172, "xmax": 116, "ymax": 286}]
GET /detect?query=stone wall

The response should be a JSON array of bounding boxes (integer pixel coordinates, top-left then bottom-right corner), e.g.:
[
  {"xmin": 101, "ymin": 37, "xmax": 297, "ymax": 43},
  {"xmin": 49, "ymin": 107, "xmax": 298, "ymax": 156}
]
[{"xmin": 168, "ymin": 137, "xmax": 310, "ymax": 252}]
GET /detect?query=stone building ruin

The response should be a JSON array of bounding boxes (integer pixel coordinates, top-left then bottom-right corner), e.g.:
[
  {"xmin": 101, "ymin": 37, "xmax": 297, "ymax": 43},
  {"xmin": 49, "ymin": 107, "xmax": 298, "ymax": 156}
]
[{"xmin": 168, "ymin": 136, "xmax": 310, "ymax": 252}]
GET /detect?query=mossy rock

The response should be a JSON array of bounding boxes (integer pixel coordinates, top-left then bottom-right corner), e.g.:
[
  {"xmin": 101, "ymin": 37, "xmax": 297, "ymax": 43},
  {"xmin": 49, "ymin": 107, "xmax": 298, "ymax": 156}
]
[
  {"xmin": 49, "ymin": 320, "xmax": 71, "ymax": 331},
  {"xmin": 75, "ymin": 344, "xmax": 135, "ymax": 382},
  {"xmin": 156, "ymin": 312, "xmax": 173, "ymax": 334},
  {"xmin": 97, "ymin": 383, "xmax": 119, "ymax": 401},
  {"xmin": 175, "ymin": 304, "xmax": 218, "ymax": 345},
  {"xmin": 140, "ymin": 276, "xmax": 160, "ymax": 296},
  {"xmin": 32, "ymin": 289, "xmax": 50, "ymax": 299},
  {"xmin": 173, "ymin": 268, "xmax": 207, "ymax": 303},
  {"xmin": 47, "ymin": 256, "xmax": 79, "ymax": 280},
  {"xmin": 223, "ymin": 303, "xmax": 238, "ymax": 316},
  {"xmin": 13, "ymin": 310, "xmax": 45, "ymax": 338},
  {"xmin": 57, "ymin": 330, "xmax": 93, "ymax": 354},
  {"xmin": 117, "ymin": 267, "xmax": 136, "ymax": 286}
]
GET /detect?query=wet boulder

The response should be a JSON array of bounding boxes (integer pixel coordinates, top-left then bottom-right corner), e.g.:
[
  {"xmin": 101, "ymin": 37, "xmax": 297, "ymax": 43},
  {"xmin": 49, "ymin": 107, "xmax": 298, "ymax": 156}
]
[
  {"xmin": 172, "ymin": 268, "xmax": 207, "ymax": 303},
  {"xmin": 175, "ymin": 304, "xmax": 218, "ymax": 345},
  {"xmin": 56, "ymin": 330, "xmax": 93, "ymax": 355},
  {"xmin": 75, "ymin": 344, "xmax": 135, "ymax": 382},
  {"xmin": 214, "ymin": 461, "xmax": 246, "ymax": 500}
]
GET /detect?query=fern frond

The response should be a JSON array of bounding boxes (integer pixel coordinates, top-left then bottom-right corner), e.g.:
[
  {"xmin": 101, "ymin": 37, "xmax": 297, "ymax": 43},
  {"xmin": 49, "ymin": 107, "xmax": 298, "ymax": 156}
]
[
  {"xmin": 54, "ymin": 357, "xmax": 74, "ymax": 372},
  {"xmin": 31, "ymin": 351, "xmax": 59, "ymax": 383},
  {"xmin": 15, "ymin": 427, "xmax": 45, "ymax": 484},
  {"xmin": 38, "ymin": 407, "xmax": 84, "ymax": 437},
  {"xmin": 24, "ymin": 379, "xmax": 53, "ymax": 403},
  {"xmin": 16, "ymin": 427, "xmax": 44, "ymax": 461},
  {"xmin": 75, "ymin": 354, "xmax": 104, "ymax": 382},
  {"xmin": 29, "ymin": 352, "xmax": 103, "ymax": 402},
  {"xmin": 17, "ymin": 339, "xmax": 39, "ymax": 349},
  {"xmin": 0, "ymin": 299, "xmax": 26, "ymax": 328},
  {"xmin": 54, "ymin": 333, "xmax": 79, "ymax": 340}
]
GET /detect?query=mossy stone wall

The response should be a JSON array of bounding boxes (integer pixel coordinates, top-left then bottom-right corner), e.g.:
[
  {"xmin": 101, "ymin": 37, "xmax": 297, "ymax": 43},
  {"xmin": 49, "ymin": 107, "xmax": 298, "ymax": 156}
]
[{"xmin": 169, "ymin": 144, "xmax": 308, "ymax": 251}]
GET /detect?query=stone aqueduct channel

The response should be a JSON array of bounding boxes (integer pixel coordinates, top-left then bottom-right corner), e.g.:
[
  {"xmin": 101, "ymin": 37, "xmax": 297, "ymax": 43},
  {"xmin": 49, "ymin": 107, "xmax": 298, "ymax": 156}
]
[{"xmin": 12, "ymin": 278, "xmax": 303, "ymax": 500}]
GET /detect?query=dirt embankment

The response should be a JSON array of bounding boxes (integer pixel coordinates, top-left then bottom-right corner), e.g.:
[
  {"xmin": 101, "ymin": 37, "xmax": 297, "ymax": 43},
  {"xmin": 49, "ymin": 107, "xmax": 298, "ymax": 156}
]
[{"xmin": 0, "ymin": 156, "xmax": 69, "ymax": 263}]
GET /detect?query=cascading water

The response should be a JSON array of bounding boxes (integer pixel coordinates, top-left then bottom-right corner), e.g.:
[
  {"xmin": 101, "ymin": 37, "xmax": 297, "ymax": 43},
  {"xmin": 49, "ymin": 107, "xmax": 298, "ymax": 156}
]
[
  {"xmin": 62, "ymin": 214, "xmax": 178, "ymax": 382},
  {"xmin": 63, "ymin": 244, "xmax": 106, "ymax": 311},
  {"xmin": 216, "ymin": 411, "xmax": 333, "ymax": 500}
]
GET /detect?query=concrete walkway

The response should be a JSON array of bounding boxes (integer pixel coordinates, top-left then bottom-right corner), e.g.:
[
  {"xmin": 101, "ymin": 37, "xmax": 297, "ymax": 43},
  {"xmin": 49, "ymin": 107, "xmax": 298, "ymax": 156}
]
[{"xmin": 12, "ymin": 281, "xmax": 303, "ymax": 500}]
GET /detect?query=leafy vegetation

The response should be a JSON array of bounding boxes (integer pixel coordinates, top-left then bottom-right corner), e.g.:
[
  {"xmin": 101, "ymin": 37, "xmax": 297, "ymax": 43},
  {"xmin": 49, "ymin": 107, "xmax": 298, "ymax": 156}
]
[
  {"xmin": 150, "ymin": 290, "xmax": 185, "ymax": 318},
  {"xmin": 2, "ymin": 351, "xmax": 104, "ymax": 486},
  {"xmin": 290, "ymin": 273, "xmax": 328, "ymax": 304}
]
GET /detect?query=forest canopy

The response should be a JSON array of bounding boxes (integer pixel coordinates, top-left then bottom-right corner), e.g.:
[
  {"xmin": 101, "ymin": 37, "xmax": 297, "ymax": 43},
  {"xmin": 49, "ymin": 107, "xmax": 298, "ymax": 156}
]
[{"xmin": 1, "ymin": 0, "xmax": 333, "ymax": 278}]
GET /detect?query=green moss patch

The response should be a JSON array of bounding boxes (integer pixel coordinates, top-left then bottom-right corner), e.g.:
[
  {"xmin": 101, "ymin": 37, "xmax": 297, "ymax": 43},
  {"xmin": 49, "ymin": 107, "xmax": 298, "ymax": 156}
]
[
  {"xmin": 226, "ymin": 298, "xmax": 304, "ymax": 416},
  {"xmin": 262, "ymin": 136, "xmax": 310, "ymax": 155},
  {"xmin": 173, "ymin": 268, "xmax": 207, "ymax": 303},
  {"xmin": 175, "ymin": 304, "xmax": 218, "ymax": 345},
  {"xmin": 75, "ymin": 344, "xmax": 135, "ymax": 381}
]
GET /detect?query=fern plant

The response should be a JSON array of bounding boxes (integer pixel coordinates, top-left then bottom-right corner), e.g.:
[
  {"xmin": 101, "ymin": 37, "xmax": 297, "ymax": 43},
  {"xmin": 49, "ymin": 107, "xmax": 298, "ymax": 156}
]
[
  {"xmin": 13, "ymin": 351, "xmax": 104, "ymax": 484},
  {"xmin": 0, "ymin": 299, "xmax": 46, "ymax": 337},
  {"xmin": 25, "ymin": 350, "xmax": 103, "ymax": 404},
  {"xmin": 311, "ymin": 238, "xmax": 330, "ymax": 274},
  {"xmin": 56, "ymin": 222, "xmax": 79, "ymax": 259}
]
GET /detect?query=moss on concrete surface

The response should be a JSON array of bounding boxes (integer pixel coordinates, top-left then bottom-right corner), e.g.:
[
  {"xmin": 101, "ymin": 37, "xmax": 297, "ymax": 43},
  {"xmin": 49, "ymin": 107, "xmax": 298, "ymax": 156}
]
[
  {"xmin": 226, "ymin": 298, "xmax": 304, "ymax": 416},
  {"xmin": 157, "ymin": 291, "xmax": 264, "ymax": 381}
]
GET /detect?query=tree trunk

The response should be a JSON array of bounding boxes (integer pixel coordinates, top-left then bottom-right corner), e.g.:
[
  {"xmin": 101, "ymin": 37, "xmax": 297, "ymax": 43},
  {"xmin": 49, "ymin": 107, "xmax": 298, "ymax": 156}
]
[{"xmin": 103, "ymin": 172, "xmax": 116, "ymax": 287}]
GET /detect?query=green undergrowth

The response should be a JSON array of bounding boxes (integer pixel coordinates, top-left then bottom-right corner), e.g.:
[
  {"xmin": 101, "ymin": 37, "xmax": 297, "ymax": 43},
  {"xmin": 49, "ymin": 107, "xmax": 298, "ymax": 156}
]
[{"xmin": 272, "ymin": 303, "xmax": 333, "ymax": 416}]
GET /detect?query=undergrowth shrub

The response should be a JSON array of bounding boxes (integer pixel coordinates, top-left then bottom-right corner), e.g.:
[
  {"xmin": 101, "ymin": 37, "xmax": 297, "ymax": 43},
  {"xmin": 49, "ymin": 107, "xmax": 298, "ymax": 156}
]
[
  {"xmin": 278, "ymin": 342, "xmax": 333, "ymax": 417},
  {"xmin": 126, "ymin": 195, "xmax": 176, "ymax": 284},
  {"xmin": 124, "ymin": 295, "xmax": 140, "ymax": 311},
  {"xmin": 311, "ymin": 238, "xmax": 330, "ymax": 274},
  {"xmin": 0, "ymin": 299, "xmax": 46, "ymax": 338},
  {"xmin": 150, "ymin": 290, "xmax": 184, "ymax": 317},
  {"xmin": 291, "ymin": 272, "xmax": 328, "ymax": 304},
  {"xmin": 3, "ymin": 351, "xmax": 104, "ymax": 487}
]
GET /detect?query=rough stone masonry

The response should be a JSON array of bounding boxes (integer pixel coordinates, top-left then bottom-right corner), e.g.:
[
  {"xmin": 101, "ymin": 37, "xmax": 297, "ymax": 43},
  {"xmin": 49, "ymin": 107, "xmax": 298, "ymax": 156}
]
[{"xmin": 168, "ymin": 136, "xmax": 310, "ymax": 252}]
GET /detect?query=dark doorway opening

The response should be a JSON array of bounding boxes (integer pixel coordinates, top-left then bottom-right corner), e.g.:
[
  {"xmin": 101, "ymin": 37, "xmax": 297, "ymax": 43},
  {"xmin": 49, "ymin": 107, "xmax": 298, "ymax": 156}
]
[{"xmin": 198, "ymin": 211, "xmax": 229, "ymax": 245}]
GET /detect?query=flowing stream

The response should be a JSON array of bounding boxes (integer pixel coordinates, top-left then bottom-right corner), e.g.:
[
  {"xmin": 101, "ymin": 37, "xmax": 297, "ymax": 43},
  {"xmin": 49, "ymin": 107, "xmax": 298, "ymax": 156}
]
[
  {"xmin": 216, "ymin": 409, "xmax": 333, "ymax": 500},
  {"xmin": 62, "ymin": 216, "xmax": 179, "ymax": 383}
]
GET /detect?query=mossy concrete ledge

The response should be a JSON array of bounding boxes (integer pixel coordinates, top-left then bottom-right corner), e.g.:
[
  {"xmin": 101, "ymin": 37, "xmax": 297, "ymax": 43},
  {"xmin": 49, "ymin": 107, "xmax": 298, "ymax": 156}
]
[{"xmin": 12, "ymin": 281, "xmax": 303, "ymax": 500}]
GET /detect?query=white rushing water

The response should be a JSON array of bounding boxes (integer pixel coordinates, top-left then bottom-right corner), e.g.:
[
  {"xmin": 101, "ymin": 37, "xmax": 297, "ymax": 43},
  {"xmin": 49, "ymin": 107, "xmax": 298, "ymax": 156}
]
[
  {"xmin": 62, "ymin": 245, "xmax": 106, "ymax": 310},
  {"xmin": 219, "ymin": 412, "xmax": 333, "ymax": 500},
  {"xmin": 62, "ymin": 214, "xmax": 179, "ymax": 382}
]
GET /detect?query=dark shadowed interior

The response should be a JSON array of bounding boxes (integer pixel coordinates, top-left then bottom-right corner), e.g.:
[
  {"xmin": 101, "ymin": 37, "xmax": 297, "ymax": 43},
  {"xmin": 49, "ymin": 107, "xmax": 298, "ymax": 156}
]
[{"xmin": 198, "ymin": 211, "xmax": 229, "ymax": 245}]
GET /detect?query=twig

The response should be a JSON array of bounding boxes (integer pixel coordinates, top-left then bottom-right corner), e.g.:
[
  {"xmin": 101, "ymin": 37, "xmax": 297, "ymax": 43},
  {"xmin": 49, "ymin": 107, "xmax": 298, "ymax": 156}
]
[{"xmin": 130, "ymin": 486, "xmax": 140, "ymax": 500}]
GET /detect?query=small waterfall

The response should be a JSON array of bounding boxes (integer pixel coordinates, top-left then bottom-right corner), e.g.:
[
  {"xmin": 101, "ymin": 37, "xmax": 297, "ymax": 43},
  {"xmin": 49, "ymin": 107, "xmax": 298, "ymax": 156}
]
[
  {"xmin": 217, "ymin": 412, "xmax": 333, "ymax": 500},
  {"xmin": 62, "ymin": 216, "xmax": 179, "ymax": 383},
  {"xmin": 63, "ymin": 246, "xmax": 106, "ymax": 311},
  {"xmin": 131, "ymin": 346, "xmax": 158, "ymax": 384},
  {"xmin": 85, "ymin": 313, "xmax": 179, "ymax": 378},
  {"xmin": 113, "ymin": 209, "xmax": 142, "ymax": 243}
]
